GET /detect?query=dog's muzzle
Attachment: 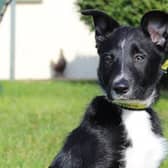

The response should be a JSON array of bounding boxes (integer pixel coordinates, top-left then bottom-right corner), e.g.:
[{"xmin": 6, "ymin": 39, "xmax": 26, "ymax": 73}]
[{"xmin": 112, "ymin": 78, "xmax": 129, "ymax": 95}]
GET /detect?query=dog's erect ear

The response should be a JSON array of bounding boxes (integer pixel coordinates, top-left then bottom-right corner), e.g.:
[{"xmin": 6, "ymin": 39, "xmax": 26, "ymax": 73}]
[
  {"xmin": 82, "ymin": 9, "xmax": 119, "ymax": 46},
  {"xmin": 141, "ymin": 11, "xmax": 168, "ymax": 48}
]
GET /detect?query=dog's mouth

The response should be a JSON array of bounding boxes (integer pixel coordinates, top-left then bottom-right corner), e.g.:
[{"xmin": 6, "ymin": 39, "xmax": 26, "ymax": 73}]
[{"xmin": 111, "ymin": 89, "xmax": 134, "ymax": 100}]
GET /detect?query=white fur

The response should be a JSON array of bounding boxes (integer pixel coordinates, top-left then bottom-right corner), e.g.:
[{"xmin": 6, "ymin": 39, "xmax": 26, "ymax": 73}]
[
  {"xmin": 121, "ymin": 39, "xmax": 126, "ymax": 49},
  {"xmin": 122, "ymin": 110, "xmax": 167, "ymax": 168},
  {"xmin": 113, "ymin": 39, "xmax": 126, "ymax": 83},
  {"xmin": 121, "ymin": 39, "xmax": 126, "ymax": 75},
  {"xmin": 145, "ymin": 90, "xmax": 156, "ymax": 107}
]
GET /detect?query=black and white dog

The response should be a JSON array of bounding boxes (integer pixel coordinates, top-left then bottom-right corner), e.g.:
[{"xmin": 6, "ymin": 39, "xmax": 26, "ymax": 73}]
[{"xmin": 49, "ymin": 10, "xmax": 168, "ymax": 168}]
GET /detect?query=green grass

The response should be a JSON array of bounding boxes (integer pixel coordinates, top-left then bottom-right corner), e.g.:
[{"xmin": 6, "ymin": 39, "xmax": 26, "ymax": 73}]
[{"xmin": 0, "ymin": 81, "xmax": 167, "ymax": 168}]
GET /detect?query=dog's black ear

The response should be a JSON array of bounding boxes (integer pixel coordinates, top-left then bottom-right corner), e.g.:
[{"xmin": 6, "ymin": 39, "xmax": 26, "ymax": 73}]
[
  {"xmin": 82, "ymin": 9, "xmax": 119, "ymax": 46},
  {"xmin": 141, "ymin": 11, "xmax": 168, "ymax": 49}
]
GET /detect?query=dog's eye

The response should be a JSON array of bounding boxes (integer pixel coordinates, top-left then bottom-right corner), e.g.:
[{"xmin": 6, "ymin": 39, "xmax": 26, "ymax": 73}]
[
  {"xmin": 104, "ymin": 54, "xmax": 114, "ymax": 65},
  {"xmin": 134, "ymin": 53, "xmax": 145, "ymax": 63}
]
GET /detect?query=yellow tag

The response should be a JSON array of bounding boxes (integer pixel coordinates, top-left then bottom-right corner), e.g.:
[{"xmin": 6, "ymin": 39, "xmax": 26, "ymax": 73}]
[{"xmin": 161, "ymin": 60, "xmax": 168, "ymax": 71}]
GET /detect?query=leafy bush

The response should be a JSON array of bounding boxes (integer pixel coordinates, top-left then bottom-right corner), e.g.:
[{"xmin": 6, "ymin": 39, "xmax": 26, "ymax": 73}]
[
  {"xmin": 76, "ymin": 0, "xmax": 168, "ymax": 87},
  {"xmin": 76, "ymin": 0, "xmax": 168, "ymax": 28}
]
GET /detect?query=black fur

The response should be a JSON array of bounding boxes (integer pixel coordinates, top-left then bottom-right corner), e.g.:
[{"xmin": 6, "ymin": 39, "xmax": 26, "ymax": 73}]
[
  {"xmin": 49, "ymin": 10, "xmax": 168, "ymax": 168},
  {"xmin": 49, "ymin": 97, "xmax": 162, "ymax": 168}
]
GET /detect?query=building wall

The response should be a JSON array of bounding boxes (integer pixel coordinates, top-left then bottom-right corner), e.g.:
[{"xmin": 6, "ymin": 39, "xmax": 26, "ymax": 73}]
[{"xmin": 0, "ymin": 0, "xmax": 98, "ymax": 80}]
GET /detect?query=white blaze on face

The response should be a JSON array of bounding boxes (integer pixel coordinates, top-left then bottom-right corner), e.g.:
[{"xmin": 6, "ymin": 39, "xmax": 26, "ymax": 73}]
[
  {"xmin": 121, "ymin": 39, "xmax": 126, "ymax": 75},
  {"xmin": 121, "ymin": 39, "xmax": 126, "ymax": 50},
  {"xmin": 113, "ymin": 39, "xmax": 127, "ymax": 84},
  {"xmin": 112, "ymin": 39, "xmax": 132, "ymax": 98}
]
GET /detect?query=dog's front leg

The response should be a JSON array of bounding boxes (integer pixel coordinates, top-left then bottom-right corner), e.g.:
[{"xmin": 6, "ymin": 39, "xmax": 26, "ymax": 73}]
[{"xmin": 49, "ymin": 150, "xmax": 82, "ymax": 168}]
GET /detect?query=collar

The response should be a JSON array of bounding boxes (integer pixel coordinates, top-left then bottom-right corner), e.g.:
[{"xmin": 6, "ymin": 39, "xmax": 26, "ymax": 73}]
[
  {"xmin": 112, "ymin": 99, "xmax": 149, "ymax": 110},
  {"xmin": 161, "ymin": 59, "xmax": 168, "ymax": 72}
]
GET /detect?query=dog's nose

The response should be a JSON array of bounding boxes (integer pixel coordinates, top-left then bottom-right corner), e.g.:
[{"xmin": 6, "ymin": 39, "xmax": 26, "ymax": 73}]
[{"xmin": 113, "ymin": 79, "xmax": 129, "ymax": 94}]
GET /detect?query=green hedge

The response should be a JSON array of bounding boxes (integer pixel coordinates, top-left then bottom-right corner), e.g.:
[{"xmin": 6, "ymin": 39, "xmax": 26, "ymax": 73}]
[
  {"xmin": 76, "ymin": 0, "xmax": 168, "ymax": 28},
  {"xmin": 76, "ymin": 0, "xmax": 168, "ymax": 88}
]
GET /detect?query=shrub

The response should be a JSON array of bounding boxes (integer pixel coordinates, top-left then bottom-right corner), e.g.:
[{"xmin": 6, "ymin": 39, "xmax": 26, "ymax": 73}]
[{"xmin": 76, "ymin": 0, "xmax": 168, "ymax": 28}]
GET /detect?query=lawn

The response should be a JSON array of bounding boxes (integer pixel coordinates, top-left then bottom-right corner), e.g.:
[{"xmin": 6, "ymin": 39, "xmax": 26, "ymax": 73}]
[{"xmin": 0, "ymin": 81, "xmax": 167, "ymax": 168}]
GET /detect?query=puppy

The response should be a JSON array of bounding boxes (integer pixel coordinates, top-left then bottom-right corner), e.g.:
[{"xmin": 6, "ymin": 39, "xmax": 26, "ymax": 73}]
[{"xmin": 49, "ymin": 10, "xmax": 168, "ymax": 168}]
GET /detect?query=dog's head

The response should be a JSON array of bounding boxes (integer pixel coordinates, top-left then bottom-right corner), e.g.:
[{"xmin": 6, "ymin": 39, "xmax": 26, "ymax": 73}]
[{"xmin": 82, "ymin": 10, "xmax": 168, "ymax": 106}]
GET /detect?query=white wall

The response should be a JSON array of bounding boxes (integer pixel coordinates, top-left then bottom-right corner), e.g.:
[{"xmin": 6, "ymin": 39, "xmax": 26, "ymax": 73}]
[{"xmin": 0, "ymin": 0, "xmax": 98, "ymax": 80}]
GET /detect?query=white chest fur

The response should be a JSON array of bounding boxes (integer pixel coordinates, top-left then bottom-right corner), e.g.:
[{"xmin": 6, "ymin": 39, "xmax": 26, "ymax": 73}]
[{"xmin": 122, "ymin": 110, "xmax": 167, "ymax": 168}]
